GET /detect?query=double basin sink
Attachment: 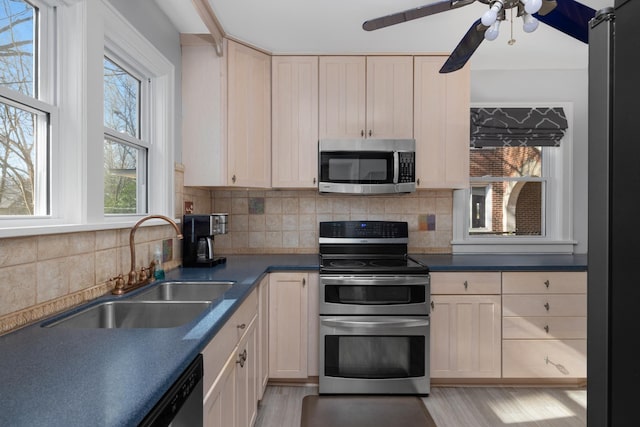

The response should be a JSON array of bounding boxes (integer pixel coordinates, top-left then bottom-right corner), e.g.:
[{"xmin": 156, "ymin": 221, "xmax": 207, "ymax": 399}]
[{"xmin": 44, "ymin": 281, "xmax": 234, "ymax": 329}]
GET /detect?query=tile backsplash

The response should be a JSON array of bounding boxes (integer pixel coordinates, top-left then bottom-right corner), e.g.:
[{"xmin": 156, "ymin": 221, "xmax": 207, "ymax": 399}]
[{"xmin": 209, "ymin": 189, "xmax": 453, "ymax": 254}]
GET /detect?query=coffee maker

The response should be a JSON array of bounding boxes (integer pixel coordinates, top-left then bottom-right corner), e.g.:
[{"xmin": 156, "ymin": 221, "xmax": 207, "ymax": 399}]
[{"xmin": 182, "ymin": 214, "xmax": 228, "ymax": 267}]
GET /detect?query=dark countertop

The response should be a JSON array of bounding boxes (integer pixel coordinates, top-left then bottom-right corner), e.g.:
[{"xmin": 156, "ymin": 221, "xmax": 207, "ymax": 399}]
[{"xmin": 0, "ymin": 253, "xmax": 586, "ymax": 426}]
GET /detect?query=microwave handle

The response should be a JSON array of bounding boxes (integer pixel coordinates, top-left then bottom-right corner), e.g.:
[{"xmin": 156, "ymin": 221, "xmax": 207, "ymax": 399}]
[{"xmin": 393, "ymin": 151, "xmax": 399, "ymax": 184}]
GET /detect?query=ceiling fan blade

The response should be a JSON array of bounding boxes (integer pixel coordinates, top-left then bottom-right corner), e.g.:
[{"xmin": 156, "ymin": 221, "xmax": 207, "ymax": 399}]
[
  {"xmin": 535, "ymin": 0, "xmax": 595, "ymax": 43},
  {"xmin": 537, "ymin": 0, "xmax": 558, "ymax": 16},
  {"xmin": 363, "ymin": 0, "xmax": 475, "ymax": 31},
  {"xmin": 439, "ymin": 19, "xmax": 488, "ymax": 74}
]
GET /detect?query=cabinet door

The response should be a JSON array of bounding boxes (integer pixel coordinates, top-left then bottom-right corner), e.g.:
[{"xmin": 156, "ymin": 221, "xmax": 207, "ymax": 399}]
[
  {"xmin": 272, "ymin": 56, "xmax": 319, "ymax": 188},
  {"xmin": 269, "ymin": 272, "xmax": 309, "ymax": 378},
  {"xmin": 430, "ymin": 295, "xmax": 502, "ymax": 378},
  {"xmin": 204, "ymin": 351, "xmax": 236, "ymax": 427},
  {"xmin": 181, "ymin": 38, "xmax": 227, "ymax": 186},
  {"xmin": 414, "ymin": 56, "xmax": 470, "ymax": 189},
  {"xmin": 306, "ymin": 273, "xmax": 319, "ymax": 377},
  {"xmin": 365, "ymin": 56, "xmax": 413, "ymax": 138},
  {"xmin": 318, "ymin": 56, "xmax": 366, "ymax": 139},
  {"xmin": 227, "ymin": 40, "xmax": 271, "ymax": 188},
  {"xmin": 235, "ymin": 316, "xmax": 258, "ymax": 427}
]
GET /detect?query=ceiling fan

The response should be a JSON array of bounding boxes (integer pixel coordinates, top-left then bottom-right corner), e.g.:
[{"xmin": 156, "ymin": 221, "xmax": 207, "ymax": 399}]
[{"xmin": 362, "ymin": 0, "xmax": 596, "ymax": 73}]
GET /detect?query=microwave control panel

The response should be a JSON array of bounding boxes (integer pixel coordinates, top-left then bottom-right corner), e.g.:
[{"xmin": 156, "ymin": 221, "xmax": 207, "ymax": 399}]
[{"xmin": 398, "ymin": 152, "xmax": 415, "ymax": 183}]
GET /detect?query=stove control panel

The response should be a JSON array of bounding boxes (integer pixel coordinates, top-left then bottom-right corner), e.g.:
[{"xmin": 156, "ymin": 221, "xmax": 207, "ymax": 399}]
[{"xmin": 319, "ymin": 221, "xmax": 408, "ymax": 239}]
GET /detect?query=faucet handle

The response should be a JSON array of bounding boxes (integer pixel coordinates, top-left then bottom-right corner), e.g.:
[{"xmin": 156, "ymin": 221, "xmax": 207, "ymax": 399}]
[{"xmin": 139, "ymin": 267, "xmax": 148, "ymax": 282}]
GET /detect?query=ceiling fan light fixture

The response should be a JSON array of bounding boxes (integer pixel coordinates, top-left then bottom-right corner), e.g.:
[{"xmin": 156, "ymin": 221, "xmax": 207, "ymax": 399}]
[
  {"xmin": 522, "ymin": 13, "xmax": 539, "ymax": 33},
  {"xmin": 484, "ymin": 20, "xmax": 501, "ymax": 41},
  {"xmin": 522, "ymin": 0, "xmax": 543, "ymax": 14},
  {"xmin": 481, "ymin": 0, "xmax": 504, "ymax": 27}
]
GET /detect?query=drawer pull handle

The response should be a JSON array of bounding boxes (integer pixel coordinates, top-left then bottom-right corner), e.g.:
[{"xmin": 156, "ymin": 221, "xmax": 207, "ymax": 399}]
[
  {"xmin": 463, "ymin": 280, "xmax": 468, "ymax": 290},
  {"xmin": 544, "ymin": 302, "xmax": 550, "ymax": 311},
  {"xmin": 236, "ymin": 349, "xmax": 247, "ymax": 367},
  {"xmin": 302, "ymin": 278, "xmax": 306, "ymax": 287},
  {"xmin": 544, "ymin": 325, "xmax": 549, "ymax": 333},
  {"xmin": 545, "ymin": 356, "xmax": 570, "ymax": 375},
  {"xmin": 238, "ymin": 323, "xmax": 246, "ymax": 330},
  {"xmin": 544, "ymin": 280, "xmax": 550, "ymax": 288}
]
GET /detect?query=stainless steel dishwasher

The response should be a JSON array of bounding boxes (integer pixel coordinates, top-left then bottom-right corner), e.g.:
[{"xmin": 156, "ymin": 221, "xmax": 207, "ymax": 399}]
[{"xmin": 139, "ymin": 354, "xmax": 203, "ymax": 427}]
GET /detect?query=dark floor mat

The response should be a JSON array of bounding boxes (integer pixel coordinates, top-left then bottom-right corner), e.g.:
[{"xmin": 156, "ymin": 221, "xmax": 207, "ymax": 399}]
[{"xmin": 300, "ymin": 395, "xmax": 437, "ymax": 427}]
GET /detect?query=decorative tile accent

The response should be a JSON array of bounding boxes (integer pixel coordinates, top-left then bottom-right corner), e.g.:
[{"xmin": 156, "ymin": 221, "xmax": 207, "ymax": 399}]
[
  {"xmin": 249, "ymin": 197, "xmax": 265, "ymax": 214},
  {"xmin": 418, "ymin": 214, "xmax": 437, "ymax": 231}
]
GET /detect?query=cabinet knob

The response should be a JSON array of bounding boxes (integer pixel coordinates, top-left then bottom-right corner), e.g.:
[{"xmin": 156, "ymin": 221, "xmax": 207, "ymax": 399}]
[
  {"xmin": 544, "ymin": 280, "xmax": 550, "ymax": 288},
  {"xmin": 361, "ymin": 130, "xmax": 364, "ymax": 137},
  {"xmin": 463, "ymin": 280, "xmax": 468, "ymax": 290},
  {"xmin": 430, "ymin": 301, "xmax": 434, "ymax": 310},
  {"xmin": 416, "ymin": 178, "xmax": 420, "ymax": 186},
  {"xmin": 232, "ymin": 174, "xmax": 237, "ymax": 184},
  {"xmin": 544, "ymin": 302, "xmax": 550, "ymax": 311},
  {"xmin": 313, "ymin": 177, "xmax": 316, "ymax": 185},
  {"xmin": 302, "ymin": 278, "xmax": 306, "ymax": 287},
  {"xmin": 544, "ymin": 325, "xmax": 550, "ymax": 333},
  {"xmin": 237, "ymin": 323, "xmax": 246, "ymax": 330},
  {"xmin": 368, "ymin": 130, "xmax": 372, "ymax": 137}
]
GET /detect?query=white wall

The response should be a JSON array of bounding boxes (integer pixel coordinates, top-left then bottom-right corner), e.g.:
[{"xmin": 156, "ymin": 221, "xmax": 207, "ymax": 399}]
[{"xmin": 470, "ymin": 68, "xmax": 589, "ymax": 254}]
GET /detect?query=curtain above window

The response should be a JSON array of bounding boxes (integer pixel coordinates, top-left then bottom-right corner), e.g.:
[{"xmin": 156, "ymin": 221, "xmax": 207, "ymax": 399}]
[{"xmin": 470, "ymin": 107, "xmax": 568, "ymax": 148}]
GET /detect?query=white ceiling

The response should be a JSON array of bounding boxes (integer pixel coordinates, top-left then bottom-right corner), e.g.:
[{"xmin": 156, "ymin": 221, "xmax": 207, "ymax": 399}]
[{"xmin": 155, "ymin": 0, "xmax": 613, "ymax": 71}]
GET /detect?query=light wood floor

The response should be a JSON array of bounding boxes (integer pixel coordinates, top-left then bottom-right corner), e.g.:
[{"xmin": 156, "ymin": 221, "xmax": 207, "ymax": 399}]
[{"xmin": 255, "ymin": 385, "xmax": 586, "ymax": 427}]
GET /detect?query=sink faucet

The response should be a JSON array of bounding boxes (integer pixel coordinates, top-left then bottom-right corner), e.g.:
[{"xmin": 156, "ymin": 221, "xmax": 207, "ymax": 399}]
[{"xmin": 113, "ymin": 214, "xmax": 183, "ymax": 295}]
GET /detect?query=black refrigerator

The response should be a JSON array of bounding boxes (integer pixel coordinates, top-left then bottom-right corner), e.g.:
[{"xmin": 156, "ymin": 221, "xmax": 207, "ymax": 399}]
[{"xmin": 588, "ymin": 1, "xmax": 640, "ymax": 425}]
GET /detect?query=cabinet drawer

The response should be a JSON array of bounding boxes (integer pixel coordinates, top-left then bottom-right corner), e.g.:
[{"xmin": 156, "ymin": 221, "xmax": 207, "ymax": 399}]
[
  {"xmin": 502, "ymin": 294, "xmax": 586, "ymax": 317},
  {"xmin": 203, "ymin": 289, "xmax": 258, "ymax": 393},
  {"xmin": 503, "ymin": 339, "xmax": 586, "ymax": 378},
  {"xmin": 502, "ymin": 272, "xmax": 586, "ymax": 294},
  {"xmin": 431, "ymin": 272, "xmax": 501, "ymax": 295},
  {"xmin": 503, "ymin": 316, "xmax": 587, "ymax": 339}
]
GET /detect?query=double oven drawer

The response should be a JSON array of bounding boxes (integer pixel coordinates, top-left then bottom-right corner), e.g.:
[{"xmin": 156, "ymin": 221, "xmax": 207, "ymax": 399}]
[{"xmin": 319, "ymin": 275, "xmax": 430, "ymax": 316}]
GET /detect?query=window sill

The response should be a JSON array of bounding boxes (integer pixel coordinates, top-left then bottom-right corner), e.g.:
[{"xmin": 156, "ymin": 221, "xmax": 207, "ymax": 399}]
[{"xmin": 451, "ymin": 238, "xmax": 577, "ymax": 254}]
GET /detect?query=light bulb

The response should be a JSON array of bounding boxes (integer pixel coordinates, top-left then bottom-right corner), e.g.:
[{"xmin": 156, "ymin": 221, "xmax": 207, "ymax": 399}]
[
  {"xmin": 484, "ymin": 21, "xmax": 501, "ymax": 41},
  {"xmin": 481, "ymin": 1, "xmax": 504, "ymax": 26},
  {"xmin": 522, "ymin": 13, "xmax": 539, "ymax": 33},
  {"xmin": 523, "ymin": 0, "xmax": 542, "ymax": 14}
]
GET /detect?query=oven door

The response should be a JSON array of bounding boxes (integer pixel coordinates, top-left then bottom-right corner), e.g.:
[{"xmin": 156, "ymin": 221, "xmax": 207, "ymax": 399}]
[
  {"xmin": 319, "ymin": 316, "xmax": 430, "ymax": 395},
  {"xmin": 320, "ymin": 275, "xmax": 430, "ymax": 316}
]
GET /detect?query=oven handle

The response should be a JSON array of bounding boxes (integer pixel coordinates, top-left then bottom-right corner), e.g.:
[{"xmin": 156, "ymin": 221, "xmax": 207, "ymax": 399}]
[
  {"xmin": 321, "ymin": 276, "xmax": 429, "ymax": 286},
  {"xmin": 322, "ymin": 318, "xmax": 430, "ymax": 329}
]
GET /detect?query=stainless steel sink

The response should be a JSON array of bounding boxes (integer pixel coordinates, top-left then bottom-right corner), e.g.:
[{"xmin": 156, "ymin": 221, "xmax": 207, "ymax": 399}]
[
  {"xmin": 129, "ymin": 281, "xmax": 234, "ymax": 302},
  {"xmin": 44, "ymin": 300, "xmax": 212, "ymax": 329}
]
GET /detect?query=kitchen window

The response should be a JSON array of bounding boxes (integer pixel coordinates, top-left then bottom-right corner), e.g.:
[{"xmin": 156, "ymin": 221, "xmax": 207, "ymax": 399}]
[
  {"xmin": 103, "ymin": 55, "xmax": 148, "ymax": 215},
  {"xmin": 0, "ymin": 0, "xmax": 54, "ymax": 218},
  {"xmin": 452, "ymin": 104, "xmax": 575, "ymax": 253},
  {"xmin": 0, "ymin": 0, "xmax": 175, "ymax": 236}
]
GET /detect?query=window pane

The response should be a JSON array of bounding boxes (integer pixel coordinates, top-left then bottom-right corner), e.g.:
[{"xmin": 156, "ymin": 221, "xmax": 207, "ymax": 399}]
[
  {"xmin": 0, "ymin": 100, "xmax": 48, "ymax": 215},
  {"xmin": 103, "ymin": 57, "xmax": 140, "ymax": 138},
  {"xmin": 470, "ymin": 146, "xmax": 541, "ymax": 178},
  {"xmin": 469, "ymin": 180, "xmax": 543, "ymax": 236},
  {"xmin": 104, "ymin": 138, "xmax": 142, "ymax": 214},
  {"xmin": 0, "ymin": 0, "xmax": 35, "ymax": 97}
]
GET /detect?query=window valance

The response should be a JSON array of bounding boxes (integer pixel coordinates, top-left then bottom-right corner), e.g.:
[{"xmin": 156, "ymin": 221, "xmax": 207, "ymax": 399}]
[{"xmin": 470, "ymin": 107, "xmax": 568, "ymax": 148}]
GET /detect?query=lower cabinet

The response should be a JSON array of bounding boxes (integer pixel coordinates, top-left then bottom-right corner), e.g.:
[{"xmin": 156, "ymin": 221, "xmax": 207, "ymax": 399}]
[
  {"xmin": 203, "ymin": 288, "xmax": 259, "ymax": 427},
  {"xmin": 502, "ymin": 271, "xmax": 587, "ymax": 379},
  {"xmin": 268, "ymin": 272, "xmax": 309, "ymax": 379},
  {"xmin": 430, "ymin": 272, "xmax": 502, "ymax": 379}
]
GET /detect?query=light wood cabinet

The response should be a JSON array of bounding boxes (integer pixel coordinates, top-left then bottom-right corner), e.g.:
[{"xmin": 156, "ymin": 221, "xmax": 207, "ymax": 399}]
[
  {"xmin": 430, "ymin": 272, "xmax": 502, "ymax": 378},
  {"xmin": 502, "ymin": 271, "xmax": 587, "ymax": 379},
  {"xmin": 203, "ymin": 289, "xmax": 259, "ymax": 427},
  {"xmin": 319, "ymin": 56, "xmax": 413, "ymax": 139},
  {"xmin": 414, "ymin": 56, "xmax": 470, "ymax": 189},
  {"xmin": 227, "ymin": 40, "xmax": 271, "ymax": 188},
  {"xmin": 271, "ymin": 56, "xmax": 319, "ymax": 188},
  {"xmin": 268, "ymin": 272, "xmax": 309, "ymax": 379},
  {"xmin": 181, "ymin": 36, "xmax": 227, "ymax": 186},
  {"xmin": 257, "ymin": 276, "xmax": 269, "ymax": 400}
]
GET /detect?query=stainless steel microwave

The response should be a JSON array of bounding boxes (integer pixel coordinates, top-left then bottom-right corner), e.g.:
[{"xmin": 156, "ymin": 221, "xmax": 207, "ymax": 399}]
[{"xmin": 318, "ymin": 139, "xmax": 416, "ymax": 194}]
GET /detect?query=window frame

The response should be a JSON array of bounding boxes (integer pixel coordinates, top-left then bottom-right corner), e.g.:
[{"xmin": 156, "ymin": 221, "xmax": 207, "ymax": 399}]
[
  {"xmin": 452, "ymin": 102, "xmax": 575, "ymax": 254},
  {"xmin": 0, "ymin": 0, "xmax": 176, "ymax": 238}
]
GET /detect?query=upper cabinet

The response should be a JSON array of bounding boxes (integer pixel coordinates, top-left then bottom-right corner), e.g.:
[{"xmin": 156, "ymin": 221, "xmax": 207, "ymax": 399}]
[
  {"xmin": 181, "ymin": 36, "xmax": 227, "ymax": 187},
  {"xmin": 414, "ymin": 56, "xmax": 470, "ymax": 189},
  {"xmin": 227, "ymin": 40, "xmax": 272, "ymax": 188},
  {"xmin": 271, "ymin": 56, "xmax": 319, "ymax": 188},
  {"xmin": 319, "ymin": 56, "xmax": 413, "ymax": 139}
]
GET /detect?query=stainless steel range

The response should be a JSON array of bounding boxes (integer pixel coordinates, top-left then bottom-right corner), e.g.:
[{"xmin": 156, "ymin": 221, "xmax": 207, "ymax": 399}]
[{"xmin": 318, "ymin": 221, "xmax": 430, "ymax": 395}]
